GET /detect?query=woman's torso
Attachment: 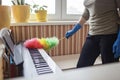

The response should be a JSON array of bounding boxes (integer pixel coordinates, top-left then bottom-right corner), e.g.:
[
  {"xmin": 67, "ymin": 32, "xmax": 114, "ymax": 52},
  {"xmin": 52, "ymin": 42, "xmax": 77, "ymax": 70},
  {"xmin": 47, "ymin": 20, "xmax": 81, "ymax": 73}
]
[{"xmin": 84, "ymin": 0, "xmax": 119, "ymax": 35}]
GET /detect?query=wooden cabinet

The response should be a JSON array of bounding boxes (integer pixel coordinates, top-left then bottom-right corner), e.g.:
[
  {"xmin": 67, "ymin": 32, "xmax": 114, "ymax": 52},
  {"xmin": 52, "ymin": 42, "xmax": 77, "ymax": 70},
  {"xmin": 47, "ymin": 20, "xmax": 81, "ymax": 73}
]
[{"xmin": 0, "ymin": 41, "xmax": 5, "ymax": 80}]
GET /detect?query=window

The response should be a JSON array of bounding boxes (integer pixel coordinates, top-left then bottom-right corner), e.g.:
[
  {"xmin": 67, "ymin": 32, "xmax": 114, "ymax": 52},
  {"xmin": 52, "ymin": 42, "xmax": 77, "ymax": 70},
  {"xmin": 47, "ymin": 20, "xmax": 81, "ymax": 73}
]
[
  {"xmin": 2, "ymin": 0, "xmax": 84, "ymax": 21},
  {"xmin": 62, "ymin": 0, "xmax": 84, "ymax": 20}
]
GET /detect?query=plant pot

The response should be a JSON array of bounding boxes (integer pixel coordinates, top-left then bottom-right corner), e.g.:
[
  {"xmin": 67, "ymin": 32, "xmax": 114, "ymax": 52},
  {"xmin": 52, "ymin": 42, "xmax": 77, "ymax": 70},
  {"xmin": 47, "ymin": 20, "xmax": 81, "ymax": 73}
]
[
  {"xmin": 35, "ymin": 10, "xmax": 47, "ymax": 22},
  {"xmin": 0, "ymin": 6, "xmax": 11, "ymax": 29},
  {"xmin": 12, "ymin": 5, "xmax": 30, "ymax": 23}
]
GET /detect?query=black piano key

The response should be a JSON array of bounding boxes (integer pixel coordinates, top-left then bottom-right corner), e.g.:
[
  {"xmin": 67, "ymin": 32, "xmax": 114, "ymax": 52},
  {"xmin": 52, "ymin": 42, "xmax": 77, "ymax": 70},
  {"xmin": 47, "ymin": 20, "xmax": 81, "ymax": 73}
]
[
  {"xmin": 37, "ymin": 70, "xmax": 53, "ymax": 75},
  {"xmin": 30, "ymin": 53, "xmax": 41, "ymax": 56},
  {"xmin": 37, "ymin": 66, "xmax": 52, "ymax": 70},
  {"xmin": 29, "ymin": 49, "xmax": 39, "ymax": 53},
  {"xmin": 35, "ymin": 62, "xmax": 48, "ymax": 66},
  {"xmin": 32, "ymin": 56, "xmax": 43, "ymax": 60},
  {"xmin": 35, "ymin": 63, "xmax": 48, "ymax": 68},
  {"xmin": 36, "ymin": 67, "xmax": 52, "ymax": 72}
]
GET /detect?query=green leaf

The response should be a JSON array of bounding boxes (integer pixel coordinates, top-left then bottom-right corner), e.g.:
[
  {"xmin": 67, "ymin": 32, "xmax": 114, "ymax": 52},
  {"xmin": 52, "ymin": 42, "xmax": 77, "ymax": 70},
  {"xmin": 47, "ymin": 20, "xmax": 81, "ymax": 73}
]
[
  {"xmin": 17, "ymin": 0, "xmax": 20, "ymax": 5},
  {"xmin": 21, "ymin": 0, "xmax": 25, "ymax": 5},
  {"xmin": 11, "ymin": 1, "xmax": 16, "ymax": 5}
]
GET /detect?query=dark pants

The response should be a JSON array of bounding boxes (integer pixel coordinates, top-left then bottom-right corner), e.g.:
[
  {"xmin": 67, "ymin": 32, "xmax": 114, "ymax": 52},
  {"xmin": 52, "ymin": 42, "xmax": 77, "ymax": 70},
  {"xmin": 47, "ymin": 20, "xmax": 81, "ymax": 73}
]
[{"xmin": 77, "ymin": 34, "xmax": 119, "ymax": 68}]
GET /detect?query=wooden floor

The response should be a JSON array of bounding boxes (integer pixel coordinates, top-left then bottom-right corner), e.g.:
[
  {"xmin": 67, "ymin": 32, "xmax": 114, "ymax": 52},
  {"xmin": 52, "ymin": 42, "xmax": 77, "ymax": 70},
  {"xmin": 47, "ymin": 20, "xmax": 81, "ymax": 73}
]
[{"xmin": 51, "ymin": 54, "xmax": 102, "ymax": 70}]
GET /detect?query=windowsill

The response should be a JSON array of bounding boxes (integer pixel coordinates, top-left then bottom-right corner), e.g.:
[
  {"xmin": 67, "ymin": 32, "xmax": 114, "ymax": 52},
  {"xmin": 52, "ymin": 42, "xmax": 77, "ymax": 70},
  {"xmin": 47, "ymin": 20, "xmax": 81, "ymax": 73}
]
[{"xmin": 11, "ymin": 21, "xmax": 77, "ymax": 26}]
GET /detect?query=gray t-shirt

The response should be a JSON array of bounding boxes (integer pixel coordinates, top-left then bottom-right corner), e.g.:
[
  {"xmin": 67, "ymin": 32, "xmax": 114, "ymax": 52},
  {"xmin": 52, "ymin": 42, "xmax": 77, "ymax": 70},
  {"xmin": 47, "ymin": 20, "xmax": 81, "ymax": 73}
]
[{"xmin": 82, "ymin": 0, "xmax": 120, "ymax": 35}]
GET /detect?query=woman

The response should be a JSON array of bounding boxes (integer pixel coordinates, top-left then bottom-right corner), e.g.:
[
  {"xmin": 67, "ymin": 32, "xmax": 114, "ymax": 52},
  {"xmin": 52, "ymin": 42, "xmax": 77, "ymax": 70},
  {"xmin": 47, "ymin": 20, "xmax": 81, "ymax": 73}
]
[{"xmin": 65, "ymin": 0, "xmax": 120, "ymax": 68}]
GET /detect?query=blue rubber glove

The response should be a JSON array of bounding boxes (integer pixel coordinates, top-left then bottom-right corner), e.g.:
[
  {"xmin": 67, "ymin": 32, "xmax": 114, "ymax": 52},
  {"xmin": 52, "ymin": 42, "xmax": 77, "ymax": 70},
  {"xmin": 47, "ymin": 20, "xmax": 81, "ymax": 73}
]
[
  {"xmin": 65, "ymin": 23, "xmax": 82, "ymax": 38},
  {"xmin": 113, "ymin": 30, "xmax": 120, "ymax": 58}
]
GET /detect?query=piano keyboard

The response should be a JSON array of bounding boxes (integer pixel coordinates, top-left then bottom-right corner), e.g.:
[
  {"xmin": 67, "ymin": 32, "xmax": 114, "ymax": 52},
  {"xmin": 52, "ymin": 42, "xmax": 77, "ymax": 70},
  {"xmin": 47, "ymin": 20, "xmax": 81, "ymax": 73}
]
[{"xmin": 28, "ymin": 49, "xmax": 53, "ymax": 75}]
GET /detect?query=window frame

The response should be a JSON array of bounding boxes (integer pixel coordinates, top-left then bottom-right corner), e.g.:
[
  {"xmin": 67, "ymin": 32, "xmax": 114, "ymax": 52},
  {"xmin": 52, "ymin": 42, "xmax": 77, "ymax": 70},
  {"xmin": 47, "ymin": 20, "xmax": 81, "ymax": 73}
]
[
  {"xmin": 50, "ymin": 0, "xmax": 83, "ymax": 21},
  {"xmin": 61, "ymin": 0, "xmax": 82, "ymax": 21},
  {"xmin": 3, "ymin": 0, "xmax": 84, "ymax": 21},
  {"xmin": 47, "ymin": 0, "xmax": 62, "ymax": 21}
]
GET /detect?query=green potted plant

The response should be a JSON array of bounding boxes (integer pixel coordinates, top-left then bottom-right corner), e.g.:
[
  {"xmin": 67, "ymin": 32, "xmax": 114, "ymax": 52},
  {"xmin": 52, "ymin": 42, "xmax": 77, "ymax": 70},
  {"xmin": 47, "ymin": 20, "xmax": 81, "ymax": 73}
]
[
  {"xmin": 0, "ymin": 0, "xmax": 1, "ymax": 5},
  {"xmin": 11, "ymin": 0, "xmax": 30, "ymax": 23},
  {"xmin": 0, "ymin": 0, "xmax": 11, "ymax": 29},
  {"xmin": 33, "ymin": 5, "xmax": 48, "ymax": 22}
]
